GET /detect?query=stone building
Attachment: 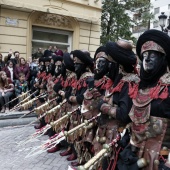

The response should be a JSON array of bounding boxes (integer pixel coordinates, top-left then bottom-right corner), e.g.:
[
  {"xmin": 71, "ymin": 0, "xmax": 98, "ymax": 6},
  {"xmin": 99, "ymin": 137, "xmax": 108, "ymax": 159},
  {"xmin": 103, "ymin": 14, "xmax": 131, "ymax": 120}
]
[{"xmin": 0, "ymin": 0, "xmax": 102, "ymax": 59}]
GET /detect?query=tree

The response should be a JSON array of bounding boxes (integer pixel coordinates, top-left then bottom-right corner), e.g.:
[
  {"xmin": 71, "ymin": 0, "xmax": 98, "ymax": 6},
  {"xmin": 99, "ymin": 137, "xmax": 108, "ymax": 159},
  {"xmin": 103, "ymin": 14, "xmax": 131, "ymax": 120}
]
[{"xmin": 100, "ymin": 0, "xmax": 153, "ymax": 45}]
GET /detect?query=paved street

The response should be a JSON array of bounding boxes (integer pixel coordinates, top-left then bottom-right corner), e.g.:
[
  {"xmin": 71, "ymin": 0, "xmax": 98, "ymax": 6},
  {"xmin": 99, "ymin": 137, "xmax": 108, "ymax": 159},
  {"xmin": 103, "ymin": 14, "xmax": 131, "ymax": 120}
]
[{"xmin": 0, "ymin": 125, "xmax": 74, "ymax": 170}]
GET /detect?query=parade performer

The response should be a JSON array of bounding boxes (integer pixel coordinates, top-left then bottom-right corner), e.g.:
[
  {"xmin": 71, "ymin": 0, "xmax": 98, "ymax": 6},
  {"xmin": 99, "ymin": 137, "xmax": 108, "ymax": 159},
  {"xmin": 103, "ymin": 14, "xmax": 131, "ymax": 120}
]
[
  {"xmin": 70, "ymin": 45, "xmax": 120, "ymax": 167},
  {"xmin": 45, "ymin": 54, "xmax": 70, "ymax": 137},
  {"xmin": 34, "ymin": 57, "xmax": 53, "ymax": 129},
  {"xmin": 89, "ymin": 39, "xmax": 138, "ymax": 170},
  {"xmin": 45, "ymin": 52, "xmax": 77, "ymax": 150},
  {"xmin": 117, "ymin": 30, "xmax": 170, "ymax": 170},
  {"xmin": 56, "ymin": 50, "xmax": 94, "ymax": 162}
]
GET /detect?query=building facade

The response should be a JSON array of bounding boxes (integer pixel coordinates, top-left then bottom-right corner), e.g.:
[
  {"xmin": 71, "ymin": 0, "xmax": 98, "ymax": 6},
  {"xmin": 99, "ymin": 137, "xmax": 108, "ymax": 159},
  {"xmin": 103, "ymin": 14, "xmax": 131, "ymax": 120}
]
[
  {"xmin": 150, "ymin": 0, "xmax": 170, "ymax": 32},
  {"xmin": 132, "ymin": 0, "xmax": 170, "ymax": 39},
  {"xmin": 0, "ymin": 0, "xmax": 102, "ymax": 59}
]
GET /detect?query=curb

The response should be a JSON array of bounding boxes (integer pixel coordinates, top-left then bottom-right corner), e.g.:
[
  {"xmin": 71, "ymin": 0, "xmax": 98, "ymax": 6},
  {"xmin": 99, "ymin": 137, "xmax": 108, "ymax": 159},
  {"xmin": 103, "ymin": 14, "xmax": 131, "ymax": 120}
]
[{"xmin": 0, "ymin": 111, "xmax": 38, "ymax": 128}]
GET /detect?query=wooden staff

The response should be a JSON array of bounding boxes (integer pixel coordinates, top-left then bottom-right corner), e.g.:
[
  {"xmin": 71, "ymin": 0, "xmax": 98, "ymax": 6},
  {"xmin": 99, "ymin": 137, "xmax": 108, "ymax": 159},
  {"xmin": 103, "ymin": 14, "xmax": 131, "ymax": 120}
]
[
  {"xmin": 4, "ymin": 90, "xmax": 31, "ymax": 106},
  {"xmin": 45, "ymin": 113, "xmax": 101, "ymax": 148},
  {"xmin": 10, "ymin": 92, "xmax": 47, "ymax": 111},
  {"xmin": 14, "ymin": 90, "xmax": 38, "ymax": 108},
  {"xmin": 77, "ymin": 134, "xmax": 121, "ymax": 170},
  {"xmin": 19, "ymin": 96, "xmax": 58, "ymax": 119},
  {"xmin": 26, "ymin": 99, "xmax": 68, "ymax": 127}
]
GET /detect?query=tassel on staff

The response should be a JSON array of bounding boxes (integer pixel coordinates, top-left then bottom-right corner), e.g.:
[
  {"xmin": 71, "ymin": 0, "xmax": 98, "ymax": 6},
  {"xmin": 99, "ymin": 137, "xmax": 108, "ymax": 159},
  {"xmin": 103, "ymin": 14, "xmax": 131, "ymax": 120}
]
[
  {"xmin": 10, "ymin": 92, "xmax": 47, "ymax": 112},
  {"xmin": 24, "ymin": 99, "xmax": 67, "ymax": 127},
  {"xmin": 14, "ymin": 90, "xmax": 38, "ymax": 108},
  {"xmin": 25, "ymin": 130, "xmax": 65, "ymax": 158},
  {"xmin": 4, "ymin": 90, "xmax": 31, "ymax": 106},
  {"xmin": 17, "ymin": 124, "xmax": 52, "ymax": 146},
  {"xmin": 18, "ymin": 96, "xmax": 59, "ymax": 119},
  {"xmin": 50, "ymin": 106, "xmax": 79, "ymax": 132},
  {"xmin": 77, "ymin": 134, "xmax": 121, "ymax": 170},
  {"xmin": 20, "ymin": 100, "xmax": 70, "ymax": 144},
  {"xmin": 26, "ymin": 113, "xmax": 101, "ymax": 158}
]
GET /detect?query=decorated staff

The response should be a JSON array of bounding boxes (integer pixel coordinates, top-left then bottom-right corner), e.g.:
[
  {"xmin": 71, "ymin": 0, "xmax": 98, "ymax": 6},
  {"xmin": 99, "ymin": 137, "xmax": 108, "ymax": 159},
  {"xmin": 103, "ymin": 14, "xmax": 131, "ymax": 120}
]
[
  {"xmin": 10, "ymin": 92, "xmax": 47, "ymax": 111},
  {"xmin": 25, "ymin": 99, "xmax": 67, "ymax": 128},
  {"xmin": 14, "ymin": 90, "xmax": 37, "ymax": 108},
  {"xmin": 116, "ymin": 30, "xmax": 170, "ymax": 170},
  {"xmin": 5, "ymin": 90, "xmax": 31, "ymax": 106},
  {"xmin": 19, "ymin": 96, "xmax": 58, "ymax": 119},
  {"xmin": 77, "ymin": 133, "xmax": 121, "ymax": 170},
  {"xmin": 17, "ymin": 100, "xmax": 68, "ymax": 146},
  {"xmin": 26, "ymin": 114, "xmax": 100, "ymax": 158}
]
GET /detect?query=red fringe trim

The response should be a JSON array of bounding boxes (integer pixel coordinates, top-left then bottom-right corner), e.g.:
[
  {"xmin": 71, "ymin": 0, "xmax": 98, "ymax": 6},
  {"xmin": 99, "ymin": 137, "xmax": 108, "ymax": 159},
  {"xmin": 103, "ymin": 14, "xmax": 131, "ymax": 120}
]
[
  {"xmin": 128, "ymin": 82, "xmax": 139, "ymax": 99},
  {"xmin": 111, "ymin": 81, "xmax": 124, "ymax": 94},
  {"xmin": 149, "ymin": 85, "xmax": 161, "ymax": 99},
  {"xmin": 159, "ymin": 85, "xmax": 169, "ymax": 99}
]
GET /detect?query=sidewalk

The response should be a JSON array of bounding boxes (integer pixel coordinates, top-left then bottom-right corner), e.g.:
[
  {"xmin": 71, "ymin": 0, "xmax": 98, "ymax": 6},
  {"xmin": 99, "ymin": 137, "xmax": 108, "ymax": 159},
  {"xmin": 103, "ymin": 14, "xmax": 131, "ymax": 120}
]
[
  {"xmin": 0, "ymin": 110, "xmax": 37, "ymax": 128},
  {"xmin": 0, "ymin": 125, "xmax": 72, "ymax": 170}
]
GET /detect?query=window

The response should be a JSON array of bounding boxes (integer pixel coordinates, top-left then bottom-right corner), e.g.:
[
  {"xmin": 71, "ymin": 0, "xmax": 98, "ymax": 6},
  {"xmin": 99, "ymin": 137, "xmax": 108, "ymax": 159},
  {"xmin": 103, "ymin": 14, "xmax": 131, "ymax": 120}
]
[
  {"xmin": 32, "ymin": 26, "xmax": 73, "ymax": 54},
  {"xmin": 154, "ymin": 7, "xmax": 160, "ymax": 14},
  {"xmin": 168, "ymin": 4, "xmax": 170, "ymax": 10}
]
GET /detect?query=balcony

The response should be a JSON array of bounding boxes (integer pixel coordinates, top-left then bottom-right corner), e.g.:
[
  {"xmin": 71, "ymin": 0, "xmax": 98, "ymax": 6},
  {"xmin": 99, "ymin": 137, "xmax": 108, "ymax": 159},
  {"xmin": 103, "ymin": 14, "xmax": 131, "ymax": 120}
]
[{"xmin": 132, "ymin": 25, "xmax": 148, "ymax": 33}]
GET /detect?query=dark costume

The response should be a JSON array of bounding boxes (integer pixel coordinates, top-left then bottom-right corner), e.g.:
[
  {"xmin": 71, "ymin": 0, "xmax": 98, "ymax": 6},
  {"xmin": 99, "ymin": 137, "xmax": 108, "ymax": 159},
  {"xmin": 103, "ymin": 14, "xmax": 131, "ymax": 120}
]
[
  {"xmin": 117, "ymin": 30, "xmax": 170, "ymax": 170},
  {"xmin": 89, "ymin": 40, "xmax": 138, "ymax": 170},
  {"xmin": 58, "ymin": 50, "xmax": 94, "ymax": 162}
]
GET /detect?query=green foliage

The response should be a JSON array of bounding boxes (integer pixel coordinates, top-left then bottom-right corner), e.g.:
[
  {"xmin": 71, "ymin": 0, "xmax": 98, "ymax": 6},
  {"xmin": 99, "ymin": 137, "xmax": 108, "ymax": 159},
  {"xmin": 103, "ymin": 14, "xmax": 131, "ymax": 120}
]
[{"xmin": 100, "ymin": 0, "xmax": 153, "ymax": 45}]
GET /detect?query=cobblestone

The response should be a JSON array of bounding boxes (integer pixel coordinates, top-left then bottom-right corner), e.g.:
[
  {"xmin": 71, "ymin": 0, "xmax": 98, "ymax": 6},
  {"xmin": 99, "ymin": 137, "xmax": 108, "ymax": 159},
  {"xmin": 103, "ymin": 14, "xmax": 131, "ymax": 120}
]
[{"xmin": 0, "ymin": 125, "xmax": 76, "ymax": 170}]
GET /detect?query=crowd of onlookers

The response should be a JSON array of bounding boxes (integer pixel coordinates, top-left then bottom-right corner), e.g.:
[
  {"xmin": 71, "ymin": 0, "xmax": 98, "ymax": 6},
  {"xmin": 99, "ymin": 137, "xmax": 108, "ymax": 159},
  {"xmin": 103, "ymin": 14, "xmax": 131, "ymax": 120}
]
[{"xmin": 0, "ymin": 46, "xmax": 64, "ymax": 113}]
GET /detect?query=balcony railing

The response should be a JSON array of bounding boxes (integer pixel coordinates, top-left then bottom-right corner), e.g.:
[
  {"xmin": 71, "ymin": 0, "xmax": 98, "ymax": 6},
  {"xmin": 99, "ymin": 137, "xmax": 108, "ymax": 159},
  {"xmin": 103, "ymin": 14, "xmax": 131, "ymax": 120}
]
[{"xmin": 132, "ymin": 25, "xmax": 148, "ymax": 33}]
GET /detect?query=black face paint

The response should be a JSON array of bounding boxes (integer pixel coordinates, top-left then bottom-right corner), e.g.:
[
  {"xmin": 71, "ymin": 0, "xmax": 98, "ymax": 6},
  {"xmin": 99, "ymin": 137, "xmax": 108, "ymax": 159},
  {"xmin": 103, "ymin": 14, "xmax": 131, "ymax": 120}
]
[
  {"xmin": 45, "ymin": 64, "xmax": 53, "ymax": 74},
  {"xmin": 142, "ymin": 51, "xmax": 164, "ymax": 73},
  {"xmin": 39, "ymin": 65, "xmax": 45, "ymax": 72},
  {"xmin": 54, "ymin": 64, "xmax": 62, "ymax": 76},
  {"xmin": 74, "ymin": 63, "xmax": 82, "ymax": 72},
  {"xmin": 95, "ymin": 58, "xmax": 109, "ymax": 79},
  {"xmin": 74, "ymin": 63, "xmax": 86, "ymax": 79}
]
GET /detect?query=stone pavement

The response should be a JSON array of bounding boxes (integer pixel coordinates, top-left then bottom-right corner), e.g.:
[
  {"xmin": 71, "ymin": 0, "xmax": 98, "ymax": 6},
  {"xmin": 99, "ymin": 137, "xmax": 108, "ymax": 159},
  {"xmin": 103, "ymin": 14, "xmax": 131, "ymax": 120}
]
[{"xmin": 0, "ymin": 125, "xmax": 76, "ymax": 170}]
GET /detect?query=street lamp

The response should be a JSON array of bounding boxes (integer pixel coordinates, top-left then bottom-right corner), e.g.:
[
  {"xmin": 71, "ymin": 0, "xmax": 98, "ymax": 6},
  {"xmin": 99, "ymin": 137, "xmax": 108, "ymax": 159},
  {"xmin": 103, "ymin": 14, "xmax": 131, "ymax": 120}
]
[{"xmin": 158, "ymin": 12, "xmax": 170, "ymax": 33}]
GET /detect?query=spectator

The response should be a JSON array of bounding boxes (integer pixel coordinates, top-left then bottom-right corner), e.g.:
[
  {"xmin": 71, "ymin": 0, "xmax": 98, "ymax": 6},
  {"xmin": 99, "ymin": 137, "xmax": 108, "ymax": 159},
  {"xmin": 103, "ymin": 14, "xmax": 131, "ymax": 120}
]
[
  {"xmin": 0, "ymin": 53, "xmax": 5, "ymax": 71},
  {"xmin": 29, "ymin": 58, "xmax": 39, "ymax": 89},
  {"xmin": 2, "ymin": 60, "xmax": 15, "ymax": 82},
  {"xmin": 15, "ymin": 73, "xmax": 28, "ymax": 98},
  {"xmin": 10, "ymin": 51, "xmax": 20, "ymax": 66},
  {"xmin": 53, "ymin": 46, "xmax": 63, "ymax": 56},
  {"xmin": 0, "ymin": 71, "xmax": 14, "ymax": 113},
  {"xmin": 32, "ymin": 48, "xmax": 43, "ymax": 60},
  {"xmin": 44, "ymin": 46, "xmax": 53, "ymax": 58},
  {"xmin": 14, "ymin": 57, "xmax": 30, "ymax": 81}
]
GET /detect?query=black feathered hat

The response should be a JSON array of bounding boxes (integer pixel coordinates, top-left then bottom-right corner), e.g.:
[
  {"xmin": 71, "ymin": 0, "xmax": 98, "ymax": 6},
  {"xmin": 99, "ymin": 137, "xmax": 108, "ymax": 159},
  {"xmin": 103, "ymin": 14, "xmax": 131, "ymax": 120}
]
[
  {"xmin": 73, "ymin": 50, "xmax": 93, "ymax": 69},
  {"xmin": 94, "ymin": 46, "xmax": 115, "ymax": 62},
  {"xmin": 43, "ymin": 57, "xmax": 51, "ymax": 62},
  {"xmin": 63, "ymin": 53, "xmax": 75, "ymax": 72},
  {"xmin": 94, "ymin": 46, "xmax": 108, "ymax": 59},
  {"xmin": 136, "ymin": 29, "xmax": 170, "ymax": 64},
  {"xmin": 52, "ymin": 55, "xmax": 63, "ymax": 63},
  {"xmin": 106, "ymin": 40, "xmax": 137, "ymax": 72},
  {"xmin": 38, "ymin": 57, "xmax": 44, "ymax": 63}
]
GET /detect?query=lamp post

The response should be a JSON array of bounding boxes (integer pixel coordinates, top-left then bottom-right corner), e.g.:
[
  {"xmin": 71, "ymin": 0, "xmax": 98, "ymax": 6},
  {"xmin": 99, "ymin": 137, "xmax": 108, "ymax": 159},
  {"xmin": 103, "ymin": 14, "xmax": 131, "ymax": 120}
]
[{"xmin": 158, "ymin": 12, "xmax": 170, "ymax": 34}]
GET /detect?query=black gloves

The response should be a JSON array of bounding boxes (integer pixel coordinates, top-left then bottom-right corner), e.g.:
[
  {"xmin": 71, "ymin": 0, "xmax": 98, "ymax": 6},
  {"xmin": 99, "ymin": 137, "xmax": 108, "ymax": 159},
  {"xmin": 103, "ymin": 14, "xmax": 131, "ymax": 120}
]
[
  {"xmin": 86, "ymin": 77, "xmax": 95, "ymax": 90},
  {"xmin": 97, "ymin": 99, "xmax": 105, "ymax": 111}
]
